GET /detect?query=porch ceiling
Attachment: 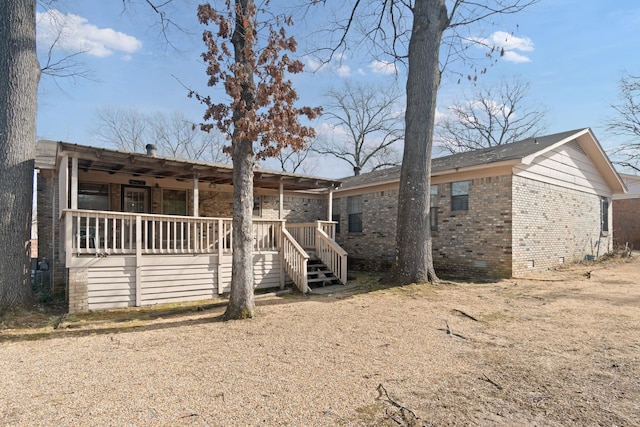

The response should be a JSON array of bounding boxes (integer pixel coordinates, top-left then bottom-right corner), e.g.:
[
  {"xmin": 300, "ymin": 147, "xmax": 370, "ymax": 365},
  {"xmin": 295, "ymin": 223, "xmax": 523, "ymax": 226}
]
[{"xmin": 48, "ymin": 141, "xmax": 341, "ymax": 191}]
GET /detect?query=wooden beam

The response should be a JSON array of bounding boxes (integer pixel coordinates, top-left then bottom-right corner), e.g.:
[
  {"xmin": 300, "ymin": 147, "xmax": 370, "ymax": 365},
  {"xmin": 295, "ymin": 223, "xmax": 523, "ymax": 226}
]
[
  {"xmin": 70, "ymin": 157, "xmax": 78, "ymax": 210},
  {"xmin": 58, "ymin": 154, "xmax": 69, "ymax": 217},
  {"xmin": 193, "ymin": 173, "xmax": 199, "ymax": 217}
]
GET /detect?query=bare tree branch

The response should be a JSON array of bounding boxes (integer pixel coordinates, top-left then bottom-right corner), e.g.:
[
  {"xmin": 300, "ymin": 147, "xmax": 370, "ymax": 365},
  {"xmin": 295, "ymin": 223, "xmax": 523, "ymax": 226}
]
[
  {"xmin": 436, "ymin": 77, "xmax": 548, "ymax": 153},
  {"xmin": 314, "ymin": 81, "xmax": 404, "ymax": 175},
  {"xmin": 604, "ymin": 72, "xmax": 640, "ymax": 171},
  {"xmin": 93, "ymin": 107, "xmax": 229, "ymax": 163}
]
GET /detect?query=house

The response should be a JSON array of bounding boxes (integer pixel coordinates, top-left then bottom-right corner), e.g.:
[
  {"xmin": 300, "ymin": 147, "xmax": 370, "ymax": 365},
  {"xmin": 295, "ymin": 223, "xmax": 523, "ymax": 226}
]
[
  {"xmin": 613, "ymin": 173, "xmax": 640, "ymax": 250},
  {"xmin": 331, "ymin": 128, "xmax": 627, "ymax": 278},
  {"xmin": 36, "ymin": 140, "xmax": 347, "ymax": 313}
]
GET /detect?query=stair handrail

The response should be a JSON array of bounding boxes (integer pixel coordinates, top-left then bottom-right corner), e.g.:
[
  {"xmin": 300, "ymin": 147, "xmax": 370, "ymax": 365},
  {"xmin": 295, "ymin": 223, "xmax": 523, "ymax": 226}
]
[
  {"xmin": 315, "ymin": 228, "xmax": 348, "ymax": 284},
  {"xmin": 282, "ymin": 228, "xmax": 309, "ymax": 293}
]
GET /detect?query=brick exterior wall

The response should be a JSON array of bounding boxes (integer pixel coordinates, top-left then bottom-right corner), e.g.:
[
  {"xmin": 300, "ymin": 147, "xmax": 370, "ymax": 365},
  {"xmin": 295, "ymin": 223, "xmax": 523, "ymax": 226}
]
[
  {"xmin": 333, "ymin": 176, "xmax": 513, "ymax": 278},
  {"xmin": 199, "ymin": 190, "xmax": 234, "ymax": 217},
  {"xmin": 37, "ymin": 172, "xmax": 67, "ymax": 296},
  {"xmin": 512, "ymin": 175, "xmax": 612, "ymax": 275},
  {"xmin": 335, "ymin": 173, "xmax": 614, "ymax": 279},
  {"xmin": 333, "ymin": 189, "xmax": 399, "ymax": 270},
  {"xmin": 613, "ymin": 198, "xmax": 640, "ymax": 249},
  {"xmin": 433, "ymin": 175, "xmax": 513, "ymax": 279},
  {"xmin": 282, "ymin": 196, "xmax": 327, "ymax": 222},
  {"xmin": 198, "ymin": 192, "xmax": 326, "ymax": 223}
]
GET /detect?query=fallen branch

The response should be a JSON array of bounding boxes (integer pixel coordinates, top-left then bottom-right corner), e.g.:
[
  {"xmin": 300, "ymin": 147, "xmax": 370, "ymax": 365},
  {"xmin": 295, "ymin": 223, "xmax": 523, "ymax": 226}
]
[
  {"xmin": 179, "ymin": 413, "xmax": 199, "ymax": 419},
  {"xmin": 442, "ymin": 320, "xmax": 468, "ymax": 340},
  {"xmin": 376, "ymin": 384, "xmax": 423, "ymax": 427},
  {"xmin": 452, "ymin": 309, "xmax": 478, "ymax": 322},
  {"xmin": 482, "ymin": 373, "xmax": 503, "ymax": 390}
]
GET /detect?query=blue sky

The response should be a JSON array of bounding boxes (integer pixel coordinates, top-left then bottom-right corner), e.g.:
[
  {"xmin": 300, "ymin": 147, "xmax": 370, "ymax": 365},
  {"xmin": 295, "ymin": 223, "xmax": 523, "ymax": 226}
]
[{"xmin": 36, "ymin": 0, "xmax": 640, "ymax": 178}]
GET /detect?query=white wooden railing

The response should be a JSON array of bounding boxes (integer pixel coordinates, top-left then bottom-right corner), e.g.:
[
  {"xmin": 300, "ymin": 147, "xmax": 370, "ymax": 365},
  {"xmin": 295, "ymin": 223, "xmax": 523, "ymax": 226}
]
[
  {"xmin": 286, "ymin": 221, "xmax": 336, "ymax": 250},
  {"xmin": 316, "ymin": 229, "xmax": 348, "ymax": 285},
  {"xmin": 62, "ymin": 209, "xmax": 281, "ymax": 256},
  {"xmin": 285, "ymin": 221, "xmax": 347, "ymax": 285},
  {"xmin": 61, "ymin": 210, "xmax": 345, "ymax": 292},
  {"xmin": 282, "ymin": 229, "xmax": 309, "ymax": 293}
]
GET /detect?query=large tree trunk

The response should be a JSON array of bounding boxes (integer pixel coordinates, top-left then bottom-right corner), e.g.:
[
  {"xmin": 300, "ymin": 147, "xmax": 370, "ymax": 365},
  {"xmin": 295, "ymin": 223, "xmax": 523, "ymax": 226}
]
[
  {"xmin": 224, "ymin": 136, "xmax": 255, "ymax": 319},
  {"xmin": 0, "ymin": 0, "xmax": 39, "ymax": 308},
  {"xmin": 391, "ymin": 0, "xmax": 448, "ymax": 284},
  {"xmin": 223, "ymin": 0, "xmax": 256, "ymax": 320}
]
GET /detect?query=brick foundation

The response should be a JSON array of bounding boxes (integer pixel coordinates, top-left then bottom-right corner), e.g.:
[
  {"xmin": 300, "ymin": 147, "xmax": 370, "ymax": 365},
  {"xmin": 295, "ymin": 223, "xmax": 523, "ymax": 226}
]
[{"xmin": 68, "ymin": 268, "xmax": 88, "ymax": 313}]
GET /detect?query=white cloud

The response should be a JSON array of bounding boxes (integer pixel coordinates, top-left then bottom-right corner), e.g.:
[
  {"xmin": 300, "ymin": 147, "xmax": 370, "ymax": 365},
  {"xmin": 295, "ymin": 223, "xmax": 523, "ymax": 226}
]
[
  {"xmin": 502, "ymin": 51, "xmax": 532, "ymax": 63},
  {"xmin": 304, "ymin": 57, "xmax": 323, "ymax": 72},
  {"xmin": 368, "ymin": 60, "xmax": 398, "ymax": 75},
  {"xmin": 474, "ymin": 30, "xmax": 534, "ymax": 63},
  {"xmin": 489, "ymin": 31, "xmax": 534, "ymax": 52},
  {"xmin": 36, "ymin": 9, "xmax": 142, "ymax": 58},
  {"xmin": 304, "ymin": 53, "xmax": 352, "ymax": 77},
  {"xmin": 336, "ymin": 64, "xmax": 351, "ymax": 77}
]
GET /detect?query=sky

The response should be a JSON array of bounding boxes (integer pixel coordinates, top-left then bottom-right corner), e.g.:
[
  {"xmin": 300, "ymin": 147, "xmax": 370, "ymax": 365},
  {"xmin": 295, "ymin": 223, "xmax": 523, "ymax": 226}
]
[{"xmin": 35, "ymin": 0, "xmax": 640, "ymax": 178}]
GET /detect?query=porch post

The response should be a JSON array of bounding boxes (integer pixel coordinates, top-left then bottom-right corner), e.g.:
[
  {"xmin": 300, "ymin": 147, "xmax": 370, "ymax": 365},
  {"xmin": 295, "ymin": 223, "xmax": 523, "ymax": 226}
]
[
  {"xmin": 58, "ymin": 154, "xmax": 69, "ymax": 218},
  {"xmin": 193, "ymin": 173, "xmax": 199, "ymax": 217},
  {"xmin": 279, "ymin": 181, "xmax": 284, "ymax": 220},
  {"xmin": 327, "ymin": 186, "xmax": 334, "ymax": 221},
  {"xmin": 70, "ymin": 156, "xmax": 78, "ymax": 210},
  {"xmin": 135, "ymin": 215, "xmax": 142, "ymax": 306}
]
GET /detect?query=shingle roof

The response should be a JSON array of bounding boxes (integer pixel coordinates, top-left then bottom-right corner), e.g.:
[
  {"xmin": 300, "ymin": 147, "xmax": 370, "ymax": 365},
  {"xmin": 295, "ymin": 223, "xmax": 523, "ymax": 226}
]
[{"xmin": 339, "ymin": 129, "xmax": 587, "ymax": 189}]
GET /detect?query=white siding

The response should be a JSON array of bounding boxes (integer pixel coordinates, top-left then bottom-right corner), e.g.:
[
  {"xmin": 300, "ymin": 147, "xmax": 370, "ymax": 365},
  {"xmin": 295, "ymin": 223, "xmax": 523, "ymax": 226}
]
[
  {"xmin": 253, "ymin": 253, "xmax": 283, "ymax": 290},
  {"xmin": 81, "ymin": 252, "xmax": 283, "ymax": 309},
  {"xmin": 87, "ymin": 263, "xmax": 135, "ymax": 310},
  {"xmin": 139, "ymin": 256, "xmax": 217, "ymax": 305},
  {"xmin": 515, "ymin": 141, "xmax": 612, "ymax": 196}
]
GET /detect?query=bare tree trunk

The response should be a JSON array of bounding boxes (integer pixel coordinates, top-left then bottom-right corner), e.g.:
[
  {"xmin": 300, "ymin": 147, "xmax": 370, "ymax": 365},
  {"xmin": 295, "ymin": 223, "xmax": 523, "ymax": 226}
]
[
  {"xmin": 391, "ymin": 0, "xmax": 447, "ymax": 284},
  {"xmin": 224, "ymin": 136, "xmax": 255, "ymax": 319},
  {"xmin": 223, "ymin": 0, "xmax": 256, "ymax": 319},
  {"xmin": 0, "ymin": 0, "xmax": 39, "ymax": 308}
]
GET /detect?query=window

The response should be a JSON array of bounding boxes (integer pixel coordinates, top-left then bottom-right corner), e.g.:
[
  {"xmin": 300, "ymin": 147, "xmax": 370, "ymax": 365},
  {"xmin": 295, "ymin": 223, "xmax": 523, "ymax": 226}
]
[
  {"xmin": 601, "ymin": 197, "xmax": 609, "ymax": 235},
  {"xmin": 123, "ymin": 186, "xmax": 150, "ymax": 213},
  {"xmin": 347, "ymin": 195, "xmax": 363, "ymax": 233},
  {"xmin": 451, "ymin": 181, "xmax": 470, "ymax": 211},
  {"xmin": 78, "ymin": 182, "xmax": 109, "ymax": 211},
  {"xmin": 430, "ymin": 185, "xmax": 438, "ymax": 231},
  {"xmin": 253, "ymin": 195, "xmax": 262, "ymax": 217},
  {"xmin": 162, "ymin": 189, "xmax": 187, "ymax": 216}
]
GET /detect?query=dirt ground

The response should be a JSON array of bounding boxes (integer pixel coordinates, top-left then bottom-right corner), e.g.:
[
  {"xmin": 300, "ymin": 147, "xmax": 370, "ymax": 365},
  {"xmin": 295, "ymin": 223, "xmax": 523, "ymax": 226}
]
[{"xmin": 0, "ymin": 255, "xmax": 639, "ymax": 426}]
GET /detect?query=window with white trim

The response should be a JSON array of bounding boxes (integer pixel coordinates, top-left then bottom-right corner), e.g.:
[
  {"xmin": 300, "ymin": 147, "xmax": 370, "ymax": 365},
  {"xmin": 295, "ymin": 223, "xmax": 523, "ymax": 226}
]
[
  {"xmin": 451, "ymin": 181, "xmax": 470, "ymax": 211},
  {"xmin": 347, "ymin": 195, "xmax": 363, "ymax": 233},
  {"xmin": 430, "ymin": 185, "xmax": 438, "ymax": 231},
  {"xmin": 601, "ymin": 197, "xmax": 609, "ymax": 235}
]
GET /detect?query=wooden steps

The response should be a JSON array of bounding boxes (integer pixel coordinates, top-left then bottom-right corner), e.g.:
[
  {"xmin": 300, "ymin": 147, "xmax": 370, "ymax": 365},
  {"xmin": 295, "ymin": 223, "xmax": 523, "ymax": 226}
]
[{"xmin": 306, "ymin": 257, "xmax": 341, "ymax": 288}]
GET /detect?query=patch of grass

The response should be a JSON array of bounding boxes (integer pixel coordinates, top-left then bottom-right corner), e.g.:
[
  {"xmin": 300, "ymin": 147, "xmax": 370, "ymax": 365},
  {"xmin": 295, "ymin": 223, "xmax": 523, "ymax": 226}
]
[
  {"xmin": 354, "ymin": 403, "xmax": 386, "ymax": 425},
  {"xmin": 65, "ymin": 298, "xmax": 228, "ymax": 326},
  {"xmin": 0, "ymin": 301, "xmax": 66, "ymax": 331}
]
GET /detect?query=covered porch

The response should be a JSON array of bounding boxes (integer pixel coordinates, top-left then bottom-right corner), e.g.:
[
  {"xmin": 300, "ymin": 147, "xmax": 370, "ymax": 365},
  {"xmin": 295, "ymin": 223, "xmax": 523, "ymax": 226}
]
[{"xmin": 36, "ymin": 140, "xmax": 346, "ymax": 312}]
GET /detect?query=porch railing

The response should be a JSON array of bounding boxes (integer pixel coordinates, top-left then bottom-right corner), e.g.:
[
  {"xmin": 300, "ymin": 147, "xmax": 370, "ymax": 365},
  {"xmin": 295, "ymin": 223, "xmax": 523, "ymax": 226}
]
[
  {"xmin": 285, "ymin": 221, "xmax": 336, "ymax": 250},
  {"xmin": 281, "ymin": 229, "xmax": 309, "ymax": 293},
  {"xmin": 61, "ymin": 210, "xmax": 345, "ymax": 292},
  {"xmin": 62, "ymin": 209, "xmax": 282, "ymax": 256},
  {"xmin": 285, "ymin": 221, "xmax": 347, "ymax": 285},
  {"xmin": 316, "ymin": 229, "xmax": 348, "ymax": 284}
]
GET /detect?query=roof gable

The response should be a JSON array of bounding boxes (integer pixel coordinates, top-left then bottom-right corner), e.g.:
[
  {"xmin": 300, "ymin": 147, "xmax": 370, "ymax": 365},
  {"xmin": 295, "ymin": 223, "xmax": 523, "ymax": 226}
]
[{"xmin": 339, "ymin": 129, "xmax": 626, "ymax": 194}]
